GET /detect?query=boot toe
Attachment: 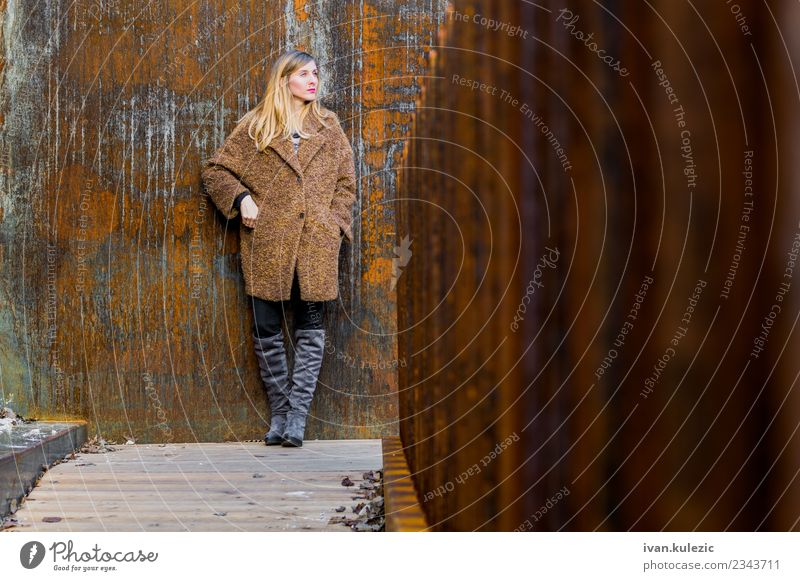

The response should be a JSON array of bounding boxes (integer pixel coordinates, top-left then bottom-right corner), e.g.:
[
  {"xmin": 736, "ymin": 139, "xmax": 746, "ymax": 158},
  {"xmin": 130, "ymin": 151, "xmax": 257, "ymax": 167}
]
[
  {"xmin": 281, "ymin": 435, "xmax": 303, "ymax": 447},
  {"xmin": 264, "ymin": 433, "xmax": 285, "ymax": 445}
]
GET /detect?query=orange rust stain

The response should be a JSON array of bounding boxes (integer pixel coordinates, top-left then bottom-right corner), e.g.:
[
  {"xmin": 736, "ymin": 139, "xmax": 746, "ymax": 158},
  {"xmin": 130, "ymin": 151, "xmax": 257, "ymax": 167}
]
[
  {"xmin": 355, "ymin": 2, "xmax": 404, "ymax": 273},
  {"xmin": 293, "ymin": 0, "xmax": 310, "ymax": 22},
  {"xmin": 362, "ymin": 255, "xmax": 392, "ymax": 288},
  {"xmin": 45, "ymin": 165, "xmax": 120, "ymax": 243},
  {"xmin": 358, "ymin": 3, "xmax": 385, "ymax": 107},
  {"xmin": 59, "ymin": 4, "xmax": 233, "ymax": 97},
  {"xmin": 171, "ymin": 198, "xmax": 198, "ymax": 239}
]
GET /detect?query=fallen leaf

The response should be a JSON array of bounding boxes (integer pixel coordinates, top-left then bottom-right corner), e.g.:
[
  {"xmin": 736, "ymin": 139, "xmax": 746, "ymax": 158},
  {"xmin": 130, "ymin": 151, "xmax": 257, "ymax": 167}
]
[{"xmin": 1, "ymin": 517, "xmax": 19, "ymax": 530}]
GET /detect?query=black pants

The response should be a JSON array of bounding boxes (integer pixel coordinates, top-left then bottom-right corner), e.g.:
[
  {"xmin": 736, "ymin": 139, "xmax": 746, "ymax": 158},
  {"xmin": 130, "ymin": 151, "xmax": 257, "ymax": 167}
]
[{"xmin": 250, "ymin": 271, "xmax": 325, "ymax": 338}]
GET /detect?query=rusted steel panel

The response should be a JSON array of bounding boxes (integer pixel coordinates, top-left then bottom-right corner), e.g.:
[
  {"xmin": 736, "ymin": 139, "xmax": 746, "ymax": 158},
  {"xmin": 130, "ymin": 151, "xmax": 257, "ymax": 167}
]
[
  {"xmin": 0, "ymin": 1, "xmax": 445, "ymax": 442},
  {"xmin": 382, "ymin": 436, "xmax": 428, "ymax": 531},
  {"xmin": 397, "ymin": 0, "xmax": 800, "ymax": 530}
]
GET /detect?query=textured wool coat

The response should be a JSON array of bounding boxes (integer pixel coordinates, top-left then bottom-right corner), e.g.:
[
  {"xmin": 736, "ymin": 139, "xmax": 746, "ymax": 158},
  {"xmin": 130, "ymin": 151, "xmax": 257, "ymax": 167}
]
[{"xmin": 201, "ymin": 108, "xmax": 357, "ymax": 301}]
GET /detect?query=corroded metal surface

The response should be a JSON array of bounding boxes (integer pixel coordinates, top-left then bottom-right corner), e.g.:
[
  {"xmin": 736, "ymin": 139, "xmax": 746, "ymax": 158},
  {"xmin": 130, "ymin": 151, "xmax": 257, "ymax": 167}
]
[
  {"xmin": 397, "ymin": 0, "xmax": 800, "ymax": 530},
  {"xmin": 382, "ymin": 436, "xmax": 427, "ymax": 531},
  {"xmin": 0, "ymin": 421, "xmax": 87, "ymax": 518},
  {"xmin": 0, "ymin": 1, "xmax": 445, "ymax": 442}
]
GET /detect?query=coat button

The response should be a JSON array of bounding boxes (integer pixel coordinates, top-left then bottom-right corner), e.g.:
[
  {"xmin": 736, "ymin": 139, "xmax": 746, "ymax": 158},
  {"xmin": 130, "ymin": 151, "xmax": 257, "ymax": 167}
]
[
  {"xmin": 299, "ymin": 212, "xmax": 304, "ymax": 218},
  {"xmin": 296, "ymin": 176, "xmax": 301, "ymax": 183}
]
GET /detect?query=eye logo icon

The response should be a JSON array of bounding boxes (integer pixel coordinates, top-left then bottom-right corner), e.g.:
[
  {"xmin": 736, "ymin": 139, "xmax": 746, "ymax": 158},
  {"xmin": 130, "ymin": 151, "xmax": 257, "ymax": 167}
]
[{"xmin": 20, "ymin": 541, "xmax": 46, "ymax": 569}]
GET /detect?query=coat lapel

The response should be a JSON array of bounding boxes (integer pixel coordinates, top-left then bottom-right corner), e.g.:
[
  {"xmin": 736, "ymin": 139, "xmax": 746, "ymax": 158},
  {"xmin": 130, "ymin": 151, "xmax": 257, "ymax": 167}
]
[{"xmin": 268, "ymin": 113, "xmax": 330, "ymax": 177}]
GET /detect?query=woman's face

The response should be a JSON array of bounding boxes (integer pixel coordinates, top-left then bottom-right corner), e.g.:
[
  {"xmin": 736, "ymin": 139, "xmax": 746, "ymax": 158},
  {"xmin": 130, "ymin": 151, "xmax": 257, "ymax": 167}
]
[{"xmin": 287, "ymin": 60, "xmax": 318, "ymax": 103}]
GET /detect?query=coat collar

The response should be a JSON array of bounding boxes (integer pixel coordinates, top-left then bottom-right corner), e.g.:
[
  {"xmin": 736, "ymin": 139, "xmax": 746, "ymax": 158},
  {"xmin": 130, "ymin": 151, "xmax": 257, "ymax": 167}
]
[{"xmin": 267, "ymin": 112, "xmax": 331, "ymax": 177}]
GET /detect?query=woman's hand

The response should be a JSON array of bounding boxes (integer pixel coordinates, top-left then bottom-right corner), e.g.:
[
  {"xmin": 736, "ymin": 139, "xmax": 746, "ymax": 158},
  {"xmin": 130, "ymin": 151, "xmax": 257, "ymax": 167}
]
[{"xmin": 240, "ymin": 195, "xmax": 259, "ymax": 228}]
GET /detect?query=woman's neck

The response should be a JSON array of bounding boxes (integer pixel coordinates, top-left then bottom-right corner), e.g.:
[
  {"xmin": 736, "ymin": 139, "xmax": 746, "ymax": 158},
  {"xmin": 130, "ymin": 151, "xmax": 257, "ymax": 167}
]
[{"xmin": 291, "ymin": 98, "xmax": 305, "ymax": 114}]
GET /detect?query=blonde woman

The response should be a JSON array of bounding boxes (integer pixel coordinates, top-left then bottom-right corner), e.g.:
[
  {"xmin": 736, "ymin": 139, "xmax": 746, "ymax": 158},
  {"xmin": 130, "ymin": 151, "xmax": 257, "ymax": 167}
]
[{"xmin": 201, "ymin": 49, "xmax": 357, "ymax": 447}]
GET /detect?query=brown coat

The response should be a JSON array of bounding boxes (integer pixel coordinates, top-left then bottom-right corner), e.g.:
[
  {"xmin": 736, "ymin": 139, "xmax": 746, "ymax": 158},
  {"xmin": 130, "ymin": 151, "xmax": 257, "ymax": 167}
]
[{"xmin": 201, "ymin": 108, "xmax": 357, "ymax": 301}]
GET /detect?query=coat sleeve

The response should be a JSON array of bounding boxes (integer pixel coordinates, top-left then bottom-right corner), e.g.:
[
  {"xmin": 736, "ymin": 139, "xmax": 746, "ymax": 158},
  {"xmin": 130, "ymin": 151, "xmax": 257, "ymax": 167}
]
[
  {"xmin": 329, "ymin": 115, "xmax": 358, "ymax": 243},
  {"xmin": 201, "ymin": 123, "xmax": 251, "ymax": 220}
]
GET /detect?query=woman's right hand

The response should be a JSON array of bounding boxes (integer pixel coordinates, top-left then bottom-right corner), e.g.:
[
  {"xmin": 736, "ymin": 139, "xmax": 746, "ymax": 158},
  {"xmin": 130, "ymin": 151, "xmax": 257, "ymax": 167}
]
[{"xmin": 240, "ymin": 195, "xmax": 259, "ymax": 228}]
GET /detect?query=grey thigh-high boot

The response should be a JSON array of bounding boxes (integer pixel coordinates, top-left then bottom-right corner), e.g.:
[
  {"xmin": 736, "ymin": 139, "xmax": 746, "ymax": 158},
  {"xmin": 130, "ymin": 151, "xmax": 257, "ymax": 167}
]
[
  {"xmin": 252, "ymin": 331, "xmax": 291, "ymax": 445},
  {"xmin": 282, "ymin": 328, "xmax": 326, "ymax": 447}
]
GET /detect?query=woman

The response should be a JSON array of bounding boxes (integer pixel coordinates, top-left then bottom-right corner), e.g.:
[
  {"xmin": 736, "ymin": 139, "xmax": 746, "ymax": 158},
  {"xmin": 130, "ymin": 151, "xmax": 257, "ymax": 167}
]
[{"xmin": 201, "ymin": 50, "xmax": 357, "ymax": 447}]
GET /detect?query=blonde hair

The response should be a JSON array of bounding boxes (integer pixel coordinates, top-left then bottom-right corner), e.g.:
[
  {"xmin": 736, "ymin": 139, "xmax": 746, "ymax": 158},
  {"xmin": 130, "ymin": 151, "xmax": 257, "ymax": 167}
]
[{"xmin": 239, "ymin": 49, "xmax": 333, "ymax": 152}]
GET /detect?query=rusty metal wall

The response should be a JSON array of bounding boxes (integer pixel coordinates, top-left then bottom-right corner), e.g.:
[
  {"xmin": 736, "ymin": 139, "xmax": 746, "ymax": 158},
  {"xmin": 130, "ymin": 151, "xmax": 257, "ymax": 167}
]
[
  {"xmin": 397, "ymin": 0, "xmax": 800, "ymax": 530},
  {"xmin": 0, "ymin": 0, "xmax": 446, "ymax": 442}
]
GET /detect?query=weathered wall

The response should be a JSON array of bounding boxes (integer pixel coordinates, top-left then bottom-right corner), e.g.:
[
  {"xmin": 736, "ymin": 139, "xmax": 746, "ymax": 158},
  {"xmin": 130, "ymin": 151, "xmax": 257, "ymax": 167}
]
[
  {"xmin": 397, "ymin": 0, "xmax": 800, "ymax": 530},
  {"xmin": 0, "ymin": 0, "xmax": 446, "ymax": 442}
]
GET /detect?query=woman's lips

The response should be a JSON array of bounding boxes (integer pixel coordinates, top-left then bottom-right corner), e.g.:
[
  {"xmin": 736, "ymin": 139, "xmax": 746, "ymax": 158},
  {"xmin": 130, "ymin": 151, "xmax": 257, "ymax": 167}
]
[{"xmin": 307, "ymin": 88, "xmax": 316, "ymax": 93}]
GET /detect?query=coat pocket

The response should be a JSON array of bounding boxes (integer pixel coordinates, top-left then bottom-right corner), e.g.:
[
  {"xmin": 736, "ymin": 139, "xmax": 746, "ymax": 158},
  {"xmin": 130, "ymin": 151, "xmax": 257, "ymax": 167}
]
[{"xmin": 321, "ymin": 209, "xmax": 342, "ymax": 239}]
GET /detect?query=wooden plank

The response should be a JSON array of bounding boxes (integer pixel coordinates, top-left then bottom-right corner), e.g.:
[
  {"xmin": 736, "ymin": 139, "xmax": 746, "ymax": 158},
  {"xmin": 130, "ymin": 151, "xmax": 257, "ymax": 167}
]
[
  {"xmin": 20, "ymin": 495, "xmax": 364, "ymax": 504},
  {"xmin": 18, "ymin": 498, "xmax": 350, "ymax": 520},
  {"xmin": 25, "ymin": 485, "xmax": 366, "ymax": 494},
  {"xmin": 28, "ymin": 482, "xmax": 359, "ymax": 493},
  {"xmin": 4, "ymin": 441, "xmax": 381, "ymax": 532},
  {"xmin": 9, "ymin": 522, "xmax": 349, "ymax": 532}
]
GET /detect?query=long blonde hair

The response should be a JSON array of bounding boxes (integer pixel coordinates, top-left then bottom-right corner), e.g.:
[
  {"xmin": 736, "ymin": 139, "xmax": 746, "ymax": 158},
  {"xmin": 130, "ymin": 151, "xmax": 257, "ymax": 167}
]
[{"xmin": 239, "ymin": 50, "xmax": 333, "ymax": 152}]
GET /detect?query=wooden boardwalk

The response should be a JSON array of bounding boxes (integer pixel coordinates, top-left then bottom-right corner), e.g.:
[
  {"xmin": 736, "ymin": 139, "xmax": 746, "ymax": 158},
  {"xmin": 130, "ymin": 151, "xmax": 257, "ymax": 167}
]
[{"xmin": 5, "ymin": 439, "xmax": 383, "ymax": 532}]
